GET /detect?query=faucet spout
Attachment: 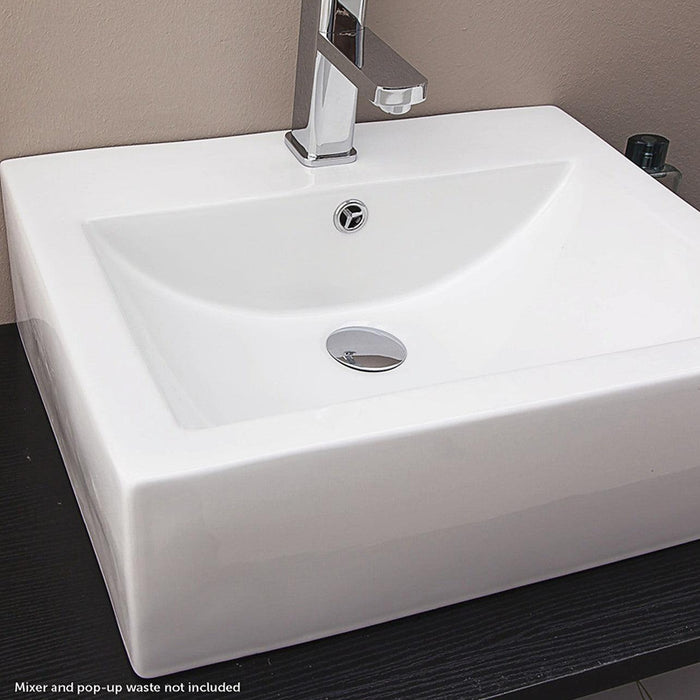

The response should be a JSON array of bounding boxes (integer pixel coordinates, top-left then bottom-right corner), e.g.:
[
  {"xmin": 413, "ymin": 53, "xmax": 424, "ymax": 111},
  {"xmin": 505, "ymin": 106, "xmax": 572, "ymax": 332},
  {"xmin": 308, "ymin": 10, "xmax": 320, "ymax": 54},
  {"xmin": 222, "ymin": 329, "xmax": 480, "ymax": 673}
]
[
  {"xmin": 285, "ymin": 0, "xmax": 427, "ymax": 167},
  {"xmin": 317, "ymin": 27, "xmax": 427, "ymax": 115}
]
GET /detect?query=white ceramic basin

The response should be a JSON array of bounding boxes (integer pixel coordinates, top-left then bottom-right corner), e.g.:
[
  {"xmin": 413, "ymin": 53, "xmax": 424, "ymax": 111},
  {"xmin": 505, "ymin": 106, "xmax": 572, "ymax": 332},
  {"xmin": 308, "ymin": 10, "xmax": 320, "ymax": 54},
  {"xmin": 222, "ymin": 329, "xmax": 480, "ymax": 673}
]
[{"xmin": 4, "ymin": 107, "xmax": 700, "ymax": 677}]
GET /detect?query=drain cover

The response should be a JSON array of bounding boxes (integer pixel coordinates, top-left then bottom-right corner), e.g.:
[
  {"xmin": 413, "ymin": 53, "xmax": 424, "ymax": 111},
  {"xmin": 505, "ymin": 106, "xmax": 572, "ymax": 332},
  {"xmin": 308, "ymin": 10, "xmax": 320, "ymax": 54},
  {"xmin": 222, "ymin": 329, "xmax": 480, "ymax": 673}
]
[{"xmin": 326, "ymin": 327, "xmax": 406, "ymax": 372}]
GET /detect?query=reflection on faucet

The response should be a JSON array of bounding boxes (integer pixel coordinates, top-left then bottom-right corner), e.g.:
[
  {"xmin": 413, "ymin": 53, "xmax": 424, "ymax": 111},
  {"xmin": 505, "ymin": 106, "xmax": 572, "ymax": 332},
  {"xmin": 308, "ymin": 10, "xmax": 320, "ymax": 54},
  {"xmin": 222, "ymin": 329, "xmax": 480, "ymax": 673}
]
[{"xmin": 285, "ymin": 0, "xmax": 428, "ymax": 167}]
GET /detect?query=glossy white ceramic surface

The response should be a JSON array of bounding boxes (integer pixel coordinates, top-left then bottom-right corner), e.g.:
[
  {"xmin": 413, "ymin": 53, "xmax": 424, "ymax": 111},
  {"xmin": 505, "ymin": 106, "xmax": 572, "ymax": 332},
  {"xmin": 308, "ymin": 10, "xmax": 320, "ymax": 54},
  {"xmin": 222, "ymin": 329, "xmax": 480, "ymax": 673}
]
[{"xmin": 3, "ymin": 107, "xmax": 700, "ymax": 677}]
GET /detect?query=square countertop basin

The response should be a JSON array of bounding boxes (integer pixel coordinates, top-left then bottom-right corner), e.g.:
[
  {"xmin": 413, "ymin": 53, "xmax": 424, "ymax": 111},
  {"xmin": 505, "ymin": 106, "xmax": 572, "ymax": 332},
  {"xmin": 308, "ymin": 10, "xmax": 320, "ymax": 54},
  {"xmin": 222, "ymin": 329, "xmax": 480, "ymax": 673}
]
[{"xmin": 3, "ymin": 107, "xmax": 700, "ymax": 677}]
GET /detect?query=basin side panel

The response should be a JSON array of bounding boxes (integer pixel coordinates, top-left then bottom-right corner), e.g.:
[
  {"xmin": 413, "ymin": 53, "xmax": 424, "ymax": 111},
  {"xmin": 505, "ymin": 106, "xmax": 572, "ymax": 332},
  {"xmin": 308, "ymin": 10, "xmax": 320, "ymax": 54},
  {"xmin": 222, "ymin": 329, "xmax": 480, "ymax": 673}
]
[
  {"xmin": 2, "ymin": 181, "xmax": 137, "ymax": 665},
  {"xmin": 131, "ymin": 377, "xmax": 700, "ymax": 676}
]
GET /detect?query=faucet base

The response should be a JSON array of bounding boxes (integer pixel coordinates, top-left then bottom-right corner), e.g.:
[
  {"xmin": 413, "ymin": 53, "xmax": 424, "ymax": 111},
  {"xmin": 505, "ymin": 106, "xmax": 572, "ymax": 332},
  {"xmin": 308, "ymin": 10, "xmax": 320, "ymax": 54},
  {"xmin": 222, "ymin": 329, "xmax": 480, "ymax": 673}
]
[{"xmin": 285, "ymin": 132, "xmax": 358, "ymax": 168}]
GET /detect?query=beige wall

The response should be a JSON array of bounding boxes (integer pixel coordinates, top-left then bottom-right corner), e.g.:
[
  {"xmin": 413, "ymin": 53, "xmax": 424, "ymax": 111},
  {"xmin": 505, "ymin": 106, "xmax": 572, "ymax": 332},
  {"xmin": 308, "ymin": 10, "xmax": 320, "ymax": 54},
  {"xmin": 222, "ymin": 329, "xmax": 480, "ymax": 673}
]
[{"xmin": 1, "ymin": 0, "xmax": 698, "ymax": 323}]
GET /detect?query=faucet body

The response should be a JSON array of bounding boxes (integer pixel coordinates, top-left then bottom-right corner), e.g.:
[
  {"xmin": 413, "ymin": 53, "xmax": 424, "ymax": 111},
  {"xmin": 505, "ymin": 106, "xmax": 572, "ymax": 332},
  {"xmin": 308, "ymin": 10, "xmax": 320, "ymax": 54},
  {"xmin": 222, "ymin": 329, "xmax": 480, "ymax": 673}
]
[{"xmin": 285, "ymin": 0, "xmax": 427, "ymax": 167}]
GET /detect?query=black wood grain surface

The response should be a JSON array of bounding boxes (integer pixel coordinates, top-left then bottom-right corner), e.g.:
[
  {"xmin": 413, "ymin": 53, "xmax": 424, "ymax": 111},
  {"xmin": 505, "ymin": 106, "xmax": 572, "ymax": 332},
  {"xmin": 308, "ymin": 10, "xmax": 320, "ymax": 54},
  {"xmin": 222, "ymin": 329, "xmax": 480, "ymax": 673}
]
[{"xmin": 1, "ymin": 322, "xmax": 700, "ymax": 700}]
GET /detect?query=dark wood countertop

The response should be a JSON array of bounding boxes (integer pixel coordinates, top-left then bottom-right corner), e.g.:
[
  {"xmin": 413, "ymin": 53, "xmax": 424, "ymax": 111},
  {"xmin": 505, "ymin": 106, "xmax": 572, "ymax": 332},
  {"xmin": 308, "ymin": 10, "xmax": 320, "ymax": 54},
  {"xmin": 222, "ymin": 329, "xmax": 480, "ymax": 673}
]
[{"xmin": 1, "ymin": 322, "xmax": 699, "ymax": 700}]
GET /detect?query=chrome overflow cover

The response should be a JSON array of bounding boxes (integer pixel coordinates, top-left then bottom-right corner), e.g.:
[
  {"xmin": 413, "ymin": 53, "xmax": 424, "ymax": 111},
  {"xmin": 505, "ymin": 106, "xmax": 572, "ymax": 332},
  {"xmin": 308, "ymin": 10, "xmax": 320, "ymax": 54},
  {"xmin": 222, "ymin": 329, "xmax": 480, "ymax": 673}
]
[
  {"xmin": 326, "ymin": 327, "xmax": 407, "ymax": 372},
  {"xmin": 334, "ymin": 200, "xmax": 368, "ymax": 233}
]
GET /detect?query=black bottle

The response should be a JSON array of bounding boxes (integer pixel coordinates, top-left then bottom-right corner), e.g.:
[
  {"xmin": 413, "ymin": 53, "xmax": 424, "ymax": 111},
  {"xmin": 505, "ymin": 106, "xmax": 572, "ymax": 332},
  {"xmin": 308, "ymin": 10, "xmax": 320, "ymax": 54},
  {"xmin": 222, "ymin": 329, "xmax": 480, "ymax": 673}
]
[{"xmin": 625, "ymin": 134, "xmax": 682, "ymax": 193}]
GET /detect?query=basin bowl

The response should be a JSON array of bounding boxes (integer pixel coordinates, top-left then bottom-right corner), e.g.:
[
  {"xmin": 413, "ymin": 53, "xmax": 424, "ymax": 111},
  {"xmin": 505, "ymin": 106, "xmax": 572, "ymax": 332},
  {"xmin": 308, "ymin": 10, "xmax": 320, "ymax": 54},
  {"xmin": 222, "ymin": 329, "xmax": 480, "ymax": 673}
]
[{"xmin": 3, "ymin": 107, "xmax": 700, "ymax": 677}]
